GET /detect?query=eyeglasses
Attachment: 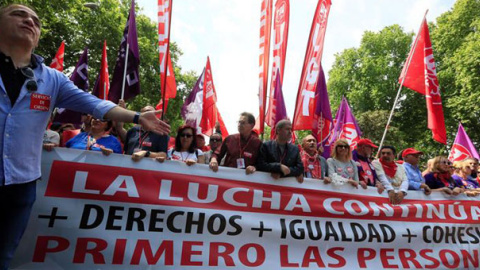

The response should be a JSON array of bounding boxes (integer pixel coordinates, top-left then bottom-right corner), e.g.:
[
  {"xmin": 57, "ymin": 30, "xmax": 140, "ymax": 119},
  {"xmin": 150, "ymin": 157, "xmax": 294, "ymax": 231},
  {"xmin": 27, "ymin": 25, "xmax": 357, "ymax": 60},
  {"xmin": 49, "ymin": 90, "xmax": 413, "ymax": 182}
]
[
  {"xmin": 210, "ymin": 138, "xmax": 222, "ymax": 142},
  {"xmin": 336, "ymin": 145, "xmax": 349, "ymax": 149},
  {"xmin": 441, "ymin": 161, "xmax": 452, "ymax": 166},
  {"xmin": 20, "ymin": 67, "xmax": 38, "ymax": 91},
  {"xmin": 180, "ymin": 133, "xmax": 193, "ymax": 138},
  {"xmin": 94, "ymin": 118, "xmax": 108, "ymax": 123}
]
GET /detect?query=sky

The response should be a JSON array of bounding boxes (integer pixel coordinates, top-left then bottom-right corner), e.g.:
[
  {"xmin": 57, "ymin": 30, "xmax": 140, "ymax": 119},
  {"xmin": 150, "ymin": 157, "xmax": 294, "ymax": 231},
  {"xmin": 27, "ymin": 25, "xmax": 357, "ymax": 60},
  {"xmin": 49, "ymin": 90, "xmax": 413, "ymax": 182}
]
[{"xmin": 137, "ymin": 0, "xmax": 457, "ymax": 135}]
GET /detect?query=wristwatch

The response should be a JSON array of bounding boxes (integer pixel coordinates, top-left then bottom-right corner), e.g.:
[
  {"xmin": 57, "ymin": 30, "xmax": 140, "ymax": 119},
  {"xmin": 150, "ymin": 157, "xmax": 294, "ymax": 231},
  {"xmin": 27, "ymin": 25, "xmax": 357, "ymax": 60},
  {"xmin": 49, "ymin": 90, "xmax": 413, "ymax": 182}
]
[
  {"xmin": 133, "ymin": 112, "xmax": 141, "ymax": 124},
  {"xmin": 145, "ymin": 151, "xmax": 151, "ymax": 157}
]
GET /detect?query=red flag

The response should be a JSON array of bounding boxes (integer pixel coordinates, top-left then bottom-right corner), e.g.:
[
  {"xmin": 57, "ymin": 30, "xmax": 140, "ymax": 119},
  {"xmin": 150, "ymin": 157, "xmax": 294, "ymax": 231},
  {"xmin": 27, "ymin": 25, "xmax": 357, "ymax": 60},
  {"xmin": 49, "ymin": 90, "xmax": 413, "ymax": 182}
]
[
  {"xmin": 265, "ymin": 0, "xmax": 289, "ymax": 127},
  {"xmin": 292, "ymin": 0, "xmax": 332, "ymax": 131},
  {"xmin": 216, "ymin": 107, "xmax": 229, "ymax": 139},
  {"xmin": 156, "ymin": 54, "xmax": 177, "ymax": 112},
  {"xmin": 99, "ymin": 41, "xmax": 110, "ymax": 100},
  {"xmin": 200, "ymin": 57, "xmax": 218, "ymax": 135},
  {"xmin": 50, "ymin": 40, "xmax": 65, "ymax": 72},
  {"xmin": 258, "ymin": 0, "xmax": 273, "ymax": 134},
  {"xmin": 158, "ymin": 0, "xmax": 175, "ymax": 113},
  {"xmin": 399, "ymin": 16, "xmax": 446, "ymax": 144}
]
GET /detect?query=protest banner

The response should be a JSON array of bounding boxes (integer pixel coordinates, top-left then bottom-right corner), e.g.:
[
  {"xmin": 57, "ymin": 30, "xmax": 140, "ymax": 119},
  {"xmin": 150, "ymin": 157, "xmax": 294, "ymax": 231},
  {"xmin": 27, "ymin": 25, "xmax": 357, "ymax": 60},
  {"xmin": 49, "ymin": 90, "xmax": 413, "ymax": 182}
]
[{"xmin": 11, "ymin": 148, "xmax": 480, "ymax": 269}]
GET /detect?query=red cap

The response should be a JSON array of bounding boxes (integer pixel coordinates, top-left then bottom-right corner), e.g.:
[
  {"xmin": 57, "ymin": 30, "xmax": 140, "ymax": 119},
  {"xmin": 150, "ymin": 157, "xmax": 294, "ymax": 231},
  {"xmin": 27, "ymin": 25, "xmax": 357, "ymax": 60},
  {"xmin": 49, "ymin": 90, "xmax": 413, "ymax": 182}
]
[
  {"xmin": 402, "ymin": 148, "xmax": 423, "ymax": 158},
  {"xmin": 357, "ymin": 138, "xmax": 378, "ymax": 148}
]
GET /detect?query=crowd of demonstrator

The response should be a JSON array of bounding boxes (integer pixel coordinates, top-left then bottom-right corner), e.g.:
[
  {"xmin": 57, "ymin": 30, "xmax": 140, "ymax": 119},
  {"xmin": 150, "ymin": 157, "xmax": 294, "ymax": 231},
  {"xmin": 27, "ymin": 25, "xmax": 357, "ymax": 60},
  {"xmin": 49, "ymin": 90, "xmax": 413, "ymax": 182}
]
[{"xmin": 46, "ymin": 108, "xmax": 480, "ymax": 204}]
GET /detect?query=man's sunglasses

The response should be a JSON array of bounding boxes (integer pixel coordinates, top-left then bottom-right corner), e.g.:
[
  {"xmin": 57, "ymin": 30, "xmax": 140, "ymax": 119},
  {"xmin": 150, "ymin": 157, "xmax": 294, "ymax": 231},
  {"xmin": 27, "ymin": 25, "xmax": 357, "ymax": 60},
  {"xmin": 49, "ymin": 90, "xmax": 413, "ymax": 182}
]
[
  {"xmin": 336, "ymin": 145, "xmax": 349, "ymax": 149},
  {"xmin": 210, "ymin": 138, "xmax": 222, "ymax": 142},
  {"xmin": 20, "ymin": 67, "xmax": 38, "ymax": 91}
]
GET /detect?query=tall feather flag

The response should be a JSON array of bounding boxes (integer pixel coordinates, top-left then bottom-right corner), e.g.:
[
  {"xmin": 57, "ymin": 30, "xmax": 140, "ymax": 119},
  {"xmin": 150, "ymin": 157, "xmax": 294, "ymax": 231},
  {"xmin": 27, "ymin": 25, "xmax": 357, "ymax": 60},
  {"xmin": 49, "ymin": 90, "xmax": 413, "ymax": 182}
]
[
  {"xmin": 270, "ymin": 69, "xmax": 287, "ymax": 139},
  {"xmin": 50, "ymin": 40, "xmax": 65, "ymax": 72},
  {"xmin": 312, "ymin": 64, "xmax": 333, "ymax": 158},
  {"xmin": 265, "ymin": 0, "xmax": 289, "ymax": 127},
  {"xmin": 92, "ymin": 41, "xmax": 110, "ymax": 100},
  {"xmin": 398, "ymin": 15, "xmax": 446, "ymax": 144},
  {"xmin": 327, "ymin": 97, "xmax": 362, "ymax": 155},
  {"xmin": 54, "ymin": 47, "xmax": 89, "ymax": 126},
  {"xmin": 158, "ymin": 0, "xmax": 176, "ymax": 115},
  {"xmin": 258, "ymin": 0, "xmax": 273, "ymax": 135},
  {"xmin": 448, "ymin": 123, "xmax": 479, "ymax": 162},
  {"xmin": 109, "ymin": 0, "xmax": 140, "ymax": 104},
  {"xmin": 200, "ymin": 57, "xmax": 218, "ymax": 135},
  {"xmin": 292, "ymin": 0, "xmax": 332, "ymax": 131}
]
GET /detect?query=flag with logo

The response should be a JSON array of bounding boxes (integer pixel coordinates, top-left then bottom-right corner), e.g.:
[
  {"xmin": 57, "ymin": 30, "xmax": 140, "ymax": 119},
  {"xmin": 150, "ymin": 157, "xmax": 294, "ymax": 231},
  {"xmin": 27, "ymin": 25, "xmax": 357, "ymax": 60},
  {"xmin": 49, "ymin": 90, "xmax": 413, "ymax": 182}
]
[
  {"xmin": 50, "ymin": 40, "xmax": 65, "ymax": 72},
  {"xmin": 181, "ymin": 69, "xmax": 205, "ymax": 129},
  {"xmin": 265, "ymin": 0, "xmax": 289, "ymax": 127},
  {"xmin": 293, "ymin": 0, "xmax": 332, "ymax": 131},
  {"xmin": 448, "ymin": 123, "xmax": 479, "ymax": 162},
  {"xmin": 312, "ymin": 63, "xmax": 333, "ymax": 156},
  {"xmin": 109, "ymin": 0, "xmax": 140, "ymax": 104},
  {"xmin": 398, "ymin": 16, "xmax": 446, "ymax": 144},
  {"xmin": 199, "ymin": 57, "xmax": 218, "ymax": 135},
  {"xmin": 327, "ymin": 97, "xmax": 362, "ymax": 155},
  {"xmin": 258, "ymin": 0, "xmax": 273, "ymax": 134}
]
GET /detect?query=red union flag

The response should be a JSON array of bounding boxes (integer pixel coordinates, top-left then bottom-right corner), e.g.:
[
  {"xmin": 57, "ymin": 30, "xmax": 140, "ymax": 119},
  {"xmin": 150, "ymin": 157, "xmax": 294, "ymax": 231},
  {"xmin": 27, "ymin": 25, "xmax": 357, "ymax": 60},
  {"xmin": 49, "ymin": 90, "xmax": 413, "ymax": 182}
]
[
  {"xmin": 158, "ymin": 0, "xmax": 175, "ymax": 107},
  {"xmin": 399, "ymin": 16, "xmax": 446, "ymax": 144},
  {"xmin": 293, "ymin": 0, "xmax": 332, "ymax": 131},
  {"xmin": 258, "ymin": 0, "xmax": 273, "ymax": 134},
  {"xmin": 265, "ymin": 0, "xmax": 289, "ymax": 127},
  {"xmin": 50, "ymin": 40, "xmax": 65, "ymax": 72},
  {"xmin": 200, "ymin": 57, "xmax": 218, "ymax": 134}
]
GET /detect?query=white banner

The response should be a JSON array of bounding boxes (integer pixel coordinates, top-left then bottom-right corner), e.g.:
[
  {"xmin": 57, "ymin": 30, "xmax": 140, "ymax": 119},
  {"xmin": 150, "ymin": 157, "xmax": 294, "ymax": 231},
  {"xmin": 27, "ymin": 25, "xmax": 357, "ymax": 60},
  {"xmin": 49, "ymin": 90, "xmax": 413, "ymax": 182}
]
[{"xmin": 11, "ymin": 148, "xmax": 480, "ymax": 269}]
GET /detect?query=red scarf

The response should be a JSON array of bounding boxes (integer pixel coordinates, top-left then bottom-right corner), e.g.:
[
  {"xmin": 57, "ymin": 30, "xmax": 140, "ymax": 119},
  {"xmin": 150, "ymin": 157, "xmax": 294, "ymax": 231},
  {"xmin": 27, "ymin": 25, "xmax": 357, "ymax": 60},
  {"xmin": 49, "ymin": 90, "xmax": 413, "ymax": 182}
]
[
  {"xmin": 379, "ymin": 159, "xmax": 397, "ymax": 179},
  {"xmin": 434, "ymin": 172, "xmax": 452, "ymax": 187},
  {"xmin": 301, "ymin": 150, "xmax": 322, "ymax": 179}
]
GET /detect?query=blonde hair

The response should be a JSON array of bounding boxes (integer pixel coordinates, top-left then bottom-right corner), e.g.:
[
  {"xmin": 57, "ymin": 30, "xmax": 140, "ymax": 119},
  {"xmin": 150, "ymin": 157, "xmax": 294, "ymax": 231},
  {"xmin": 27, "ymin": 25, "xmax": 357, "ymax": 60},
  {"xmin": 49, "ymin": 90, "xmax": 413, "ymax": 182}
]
[
  {"xmin": 431, "ymin": 156, "xmax": 449, "ymax": 173},
  {"xmin": 331, "ymin": 139, "xmax": 352, "ymax": 161}
]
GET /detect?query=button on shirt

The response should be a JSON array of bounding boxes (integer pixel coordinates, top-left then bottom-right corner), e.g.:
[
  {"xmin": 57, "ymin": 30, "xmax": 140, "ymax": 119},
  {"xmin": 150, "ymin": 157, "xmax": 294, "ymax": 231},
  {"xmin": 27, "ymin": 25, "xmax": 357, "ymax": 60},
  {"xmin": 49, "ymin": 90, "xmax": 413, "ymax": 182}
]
[
  {"xmin": 0, "ymin": 54, "xmax": 116, "ymax": 186},
  {"xmin": 403, "ymin": 162, "xmax": 425, "ymax": 190}
]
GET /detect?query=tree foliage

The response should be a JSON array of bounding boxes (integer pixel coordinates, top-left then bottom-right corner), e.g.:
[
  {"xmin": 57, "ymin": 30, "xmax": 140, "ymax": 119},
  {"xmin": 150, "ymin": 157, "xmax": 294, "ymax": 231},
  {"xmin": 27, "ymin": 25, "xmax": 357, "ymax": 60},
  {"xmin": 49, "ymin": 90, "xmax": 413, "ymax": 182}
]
[
  {"xmin": 0, "ymin": 0, "xmax": 198, "ymax": 135},
  {"xmin": 327, "ymin": 0, "xmax": 480, "ymax": 155}
]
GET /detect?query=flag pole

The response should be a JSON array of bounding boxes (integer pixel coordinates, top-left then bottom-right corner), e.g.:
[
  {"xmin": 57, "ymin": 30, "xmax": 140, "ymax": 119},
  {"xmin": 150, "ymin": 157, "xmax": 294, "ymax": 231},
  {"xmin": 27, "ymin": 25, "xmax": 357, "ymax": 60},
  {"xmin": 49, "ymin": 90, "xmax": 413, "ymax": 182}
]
[
  {"xmin": 161, "ymin": 0, "xmax": 173, "ymax": 120},
  {"xmin": 120, "ymin": 43, "xmax": 130, "ymax": 101},
  {"xmin": 376, "ymin": 9, "xmax": 429, "ymax": 157}
]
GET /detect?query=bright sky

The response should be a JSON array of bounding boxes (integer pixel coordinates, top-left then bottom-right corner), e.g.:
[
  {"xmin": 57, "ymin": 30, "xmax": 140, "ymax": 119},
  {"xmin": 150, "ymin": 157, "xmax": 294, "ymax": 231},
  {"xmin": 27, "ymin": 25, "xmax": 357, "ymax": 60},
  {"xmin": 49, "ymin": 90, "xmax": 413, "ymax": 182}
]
[{"xmin": 137, "ymin": 0, "xmax": 456, "ymax": 135}]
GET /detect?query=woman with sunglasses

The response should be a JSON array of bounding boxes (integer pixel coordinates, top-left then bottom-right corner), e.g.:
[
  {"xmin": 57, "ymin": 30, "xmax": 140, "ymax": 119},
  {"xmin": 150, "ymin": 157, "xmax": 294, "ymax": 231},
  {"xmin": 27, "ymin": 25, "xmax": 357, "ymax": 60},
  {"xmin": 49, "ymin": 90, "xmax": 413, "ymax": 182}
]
[
  {"xmin": 424, "ymin": 156, "xmax": 464, "ymax": 195},
  {"xmin": 452, "ymin": 159, "xmax": 480, "ymax": 196},
  {"xmin": 327, "ymin": 139, "xmax": 364, "ymax": 188},
  {"xmin": 158, "ymin": 125, "xmax": 205, "ymax": 165},
  {"xmin": 66, "ymin": 117, "xmax": 122, "ymax": 155}
]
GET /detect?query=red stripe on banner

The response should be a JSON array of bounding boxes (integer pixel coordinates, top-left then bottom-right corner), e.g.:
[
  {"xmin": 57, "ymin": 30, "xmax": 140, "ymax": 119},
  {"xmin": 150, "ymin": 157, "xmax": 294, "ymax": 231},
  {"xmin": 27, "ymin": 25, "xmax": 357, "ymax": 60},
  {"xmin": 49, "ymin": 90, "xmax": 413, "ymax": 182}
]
[
  {"xmin": 259, "ymin": 0, "xmax": 272, "ymax": 134},
  {"xmin": 45, "ymin": 161, "xmax": 480, "ymax": 224}
]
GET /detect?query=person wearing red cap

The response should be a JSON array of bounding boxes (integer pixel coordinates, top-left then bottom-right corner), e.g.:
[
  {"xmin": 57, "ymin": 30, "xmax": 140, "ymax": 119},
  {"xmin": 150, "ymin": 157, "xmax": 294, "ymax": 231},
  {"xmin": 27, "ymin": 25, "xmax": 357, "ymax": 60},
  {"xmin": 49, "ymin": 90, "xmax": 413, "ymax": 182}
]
[
  {"xmin": 372, "ymin": 146, "xmax": 409, "ymax": 204},
  {"xmin": 353, "ymin": 138, "xmax": 384, "ymax": 193},
  {"xmin": 402, "ymin": 148, "xmax": 431, "ymax": 195}
]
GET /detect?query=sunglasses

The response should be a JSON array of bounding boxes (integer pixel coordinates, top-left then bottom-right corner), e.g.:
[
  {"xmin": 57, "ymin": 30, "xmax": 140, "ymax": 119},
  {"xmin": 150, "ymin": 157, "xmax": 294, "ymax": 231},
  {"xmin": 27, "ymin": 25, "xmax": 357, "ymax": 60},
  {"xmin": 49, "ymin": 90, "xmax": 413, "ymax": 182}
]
[
  {"xmin": 180, "ymin": 133, "xmax": 193, "ymax": 138},
  {"xmin": 441, "ymin": 161, "xmax": 452, "ymax": 166},
  {"xmin": 20, "ymin": 67, "xmax": 38, "ymax": 91},
  {"xmin": 336, "ymin": 145, "xmax": 349, "ymax": 149},
  {"xmin": 210, "ymin": 138, "xmax": 222, "ymax": 142}
]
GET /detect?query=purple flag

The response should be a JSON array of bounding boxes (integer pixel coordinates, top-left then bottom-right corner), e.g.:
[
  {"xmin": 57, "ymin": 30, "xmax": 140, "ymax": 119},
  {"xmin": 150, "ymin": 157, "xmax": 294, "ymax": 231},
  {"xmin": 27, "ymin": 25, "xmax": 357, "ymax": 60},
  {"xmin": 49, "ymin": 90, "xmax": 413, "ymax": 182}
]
[
  {"xmin": 53, "ymin": 47, "xmax": 89, "ymax": 127},
  {"xmin": 328, "ymin": 97, "xmax": 362, "ymax": 152},
  {"xmin": 448, "ymin": 122, "xmax": 479, "ymax": 162},
  {"xmin": 312, "ymin": 64, "xmax": 333, "ymax": 158},
  {"xmin": 181, "ymin": 69, "xmax": 205, "ymax": 130},
  {"xmin": 108, "ymin": 0, "xmax": 140, "ymax": 104},
  {"xmin": 270, "ymin": 69, "xmax": 287, "ymax": 139}
]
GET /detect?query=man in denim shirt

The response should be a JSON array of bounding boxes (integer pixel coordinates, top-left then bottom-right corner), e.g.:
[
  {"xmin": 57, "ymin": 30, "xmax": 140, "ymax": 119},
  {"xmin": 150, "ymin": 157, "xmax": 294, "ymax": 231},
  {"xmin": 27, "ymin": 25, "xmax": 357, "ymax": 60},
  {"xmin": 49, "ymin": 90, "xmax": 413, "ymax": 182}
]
[
  {"xmin": 0, "ymin": 4, "xmax": 170, "ymax": 268},
  {"xmin": 402, "ymin": 148, "xmax": 431, "ymax": 195}
]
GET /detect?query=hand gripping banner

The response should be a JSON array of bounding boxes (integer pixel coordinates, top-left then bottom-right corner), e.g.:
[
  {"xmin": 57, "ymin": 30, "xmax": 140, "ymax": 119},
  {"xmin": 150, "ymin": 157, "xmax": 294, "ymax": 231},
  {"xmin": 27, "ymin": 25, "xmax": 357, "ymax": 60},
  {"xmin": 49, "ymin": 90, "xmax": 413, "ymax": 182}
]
[{"xmin": 11, "ymin": 148, "xmax": 480, "ymax": 269}]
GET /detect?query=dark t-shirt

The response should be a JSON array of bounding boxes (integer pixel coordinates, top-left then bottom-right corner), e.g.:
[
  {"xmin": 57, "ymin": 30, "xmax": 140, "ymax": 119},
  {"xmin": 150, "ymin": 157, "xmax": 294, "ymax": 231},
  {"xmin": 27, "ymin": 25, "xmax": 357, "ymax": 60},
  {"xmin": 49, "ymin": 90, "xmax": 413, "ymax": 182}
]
[{"xmin": 124, "ymin": 126, "xmax": 169, "ymax": 155}]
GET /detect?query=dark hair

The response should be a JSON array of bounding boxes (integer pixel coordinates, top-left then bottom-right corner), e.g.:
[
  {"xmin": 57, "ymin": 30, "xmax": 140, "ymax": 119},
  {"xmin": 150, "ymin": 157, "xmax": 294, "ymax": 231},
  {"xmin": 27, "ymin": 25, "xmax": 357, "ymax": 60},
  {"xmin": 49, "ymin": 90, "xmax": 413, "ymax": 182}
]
[
  {"xmin": 175, "ymin": 125, "xmax": 197, "ymax": 153},
  {"xmin": 275, "ymin": 119, "xmax": 291, "ymax": 132},
  {"xmin": 50, "ymin": 122, "xmax": 62, "ymax": 132},
  {"xmin": 240, "ymin": 112, "xmax": 255, "ymax": 125},
  {"xmin": 380, "ymin": 145, "xmax": 396, "ymax": 156}
]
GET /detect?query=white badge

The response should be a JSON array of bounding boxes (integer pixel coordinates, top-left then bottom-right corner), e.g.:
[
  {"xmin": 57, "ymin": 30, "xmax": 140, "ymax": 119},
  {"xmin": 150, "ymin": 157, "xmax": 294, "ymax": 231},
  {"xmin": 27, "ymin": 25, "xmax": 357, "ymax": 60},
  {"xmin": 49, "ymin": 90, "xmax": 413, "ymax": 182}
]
[
  {"xmin": 236, "ymin": 158, "xmax": 246, "ymax": 169},
  {"xmin": 308, "ymin": 164, "xmax": 314, "ymax": 170}
]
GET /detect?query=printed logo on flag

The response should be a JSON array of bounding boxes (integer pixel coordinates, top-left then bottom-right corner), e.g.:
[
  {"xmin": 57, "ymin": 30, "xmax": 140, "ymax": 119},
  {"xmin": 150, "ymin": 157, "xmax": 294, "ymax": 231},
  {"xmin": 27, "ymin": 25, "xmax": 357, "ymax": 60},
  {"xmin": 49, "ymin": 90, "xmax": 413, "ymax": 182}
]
[{"xmin": 449, "ymin": 143, "xmax": 472, "ymax": 162}]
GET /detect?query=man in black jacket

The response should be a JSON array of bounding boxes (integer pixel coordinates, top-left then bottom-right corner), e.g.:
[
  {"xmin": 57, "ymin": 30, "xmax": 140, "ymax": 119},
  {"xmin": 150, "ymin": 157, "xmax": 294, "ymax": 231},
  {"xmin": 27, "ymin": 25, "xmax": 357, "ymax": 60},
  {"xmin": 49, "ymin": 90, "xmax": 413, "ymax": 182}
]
[{"xmin": 257, "ymin": 119, "xmax": 304, "ymax": 182}]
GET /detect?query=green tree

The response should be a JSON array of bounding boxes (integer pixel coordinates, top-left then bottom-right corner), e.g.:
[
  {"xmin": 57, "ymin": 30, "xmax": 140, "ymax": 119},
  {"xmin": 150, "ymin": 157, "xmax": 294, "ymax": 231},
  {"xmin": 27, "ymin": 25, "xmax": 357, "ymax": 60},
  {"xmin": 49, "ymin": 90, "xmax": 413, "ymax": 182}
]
[{"xmin": 0, "ymin": 0, "xmax": 197, "ymax": 135}]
